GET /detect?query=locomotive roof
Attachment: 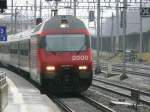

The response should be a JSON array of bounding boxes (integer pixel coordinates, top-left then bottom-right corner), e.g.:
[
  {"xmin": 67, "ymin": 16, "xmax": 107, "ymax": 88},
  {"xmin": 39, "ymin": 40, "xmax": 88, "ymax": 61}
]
[{"xmin": 40, "ymin": 15, "xmax": 87, "ymax": 31}]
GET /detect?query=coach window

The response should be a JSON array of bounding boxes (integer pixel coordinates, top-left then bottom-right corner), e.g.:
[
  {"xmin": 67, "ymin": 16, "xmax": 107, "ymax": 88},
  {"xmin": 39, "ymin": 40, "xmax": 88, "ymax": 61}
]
[
  {"xmin": 20, "ymin": 49, "xmax": 28, "ymax": 56},
  {"xmin": 24, "ymin": 50, "xmax": 28, "ymax": 56}
]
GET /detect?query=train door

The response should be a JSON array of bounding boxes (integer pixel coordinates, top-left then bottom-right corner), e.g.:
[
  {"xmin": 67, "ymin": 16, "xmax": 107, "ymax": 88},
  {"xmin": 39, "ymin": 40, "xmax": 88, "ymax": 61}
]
[
  {"xmin": 18, "ymin": 40, "xmax": 21, "ymax": 70},
  {"xmin": 9, "ymin": 42, "xmax": 19, "ymax": 68},
  {"xmin": 26, "ymin": 39, "xmax": 30, "ymax": 72},
  {"xmin": 30, "ymin": 35, "xmax": 41, "ymax": 84},
  {"xmin": 19, "ymin": 39, "xmax": 30, "ymax": 73}
]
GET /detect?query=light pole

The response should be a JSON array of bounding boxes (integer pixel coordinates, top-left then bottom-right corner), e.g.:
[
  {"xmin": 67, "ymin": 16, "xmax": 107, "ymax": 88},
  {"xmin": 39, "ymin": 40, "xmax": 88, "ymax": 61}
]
[
  {"xmin": 74, "ymin": 0, "xmax": 76, "ymax": 17},
  {"xmin": 11, "ymin": 0, "xmax": 13, "ymax": 34},
  {"xmin": 14, "ymin": 8, "xmax": 17, "ymax": 33},
  {"xmin": 111, "ymin": 13, "xmax": 114, "ymax": 53},
  {"xmin": 100, "ymin": 10, "xmax": 103, "ymax": 53},
  {"xmin": 55, "ymin": 0, "xmax": 58, "ymax": 15},
  {"xmin": 139, "ymin": 0, "xmax": 143, "ymax": 61},
  {"xmin": 39, "ymin": 0, "xmax": 42, "ymax": 18},
  {"xmin": 120, "ymin": 0, "xmax": 128, "ymax": 80},
  {"xmin": 34, "ymin": 0, "xmax": 37, "ymax": 22},
  {"xmin": 25, "ymin": 1, "xmax": 28, "ymax": 29},
  {"xmin": 95, "ymin": 0, "xmax": 101, "ymax": 74},
  {"xmin": 115, "ymin": 0, "xmax": 120, "ymax": 52}
]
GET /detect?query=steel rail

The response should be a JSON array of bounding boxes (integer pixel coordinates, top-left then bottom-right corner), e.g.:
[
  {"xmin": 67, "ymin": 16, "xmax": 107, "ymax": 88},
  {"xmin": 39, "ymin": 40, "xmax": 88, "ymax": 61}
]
[
  {"xmin": 93, "ymin": 78, "xmax": 150, "ymax": 97},
  {"xmin": 80, "ymin": 95, "xmax": 116, "ymax": 112},
  {"xmin": 49, "ymin": 94, "xmax": 116, "ymax": 112},
  {"xmin": 48, "ymin": 94, "xmax": 74, "ymax": 112}
]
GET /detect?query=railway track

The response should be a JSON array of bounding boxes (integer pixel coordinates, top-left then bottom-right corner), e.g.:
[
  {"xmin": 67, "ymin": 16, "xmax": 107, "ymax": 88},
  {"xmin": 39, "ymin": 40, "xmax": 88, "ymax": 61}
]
[
  {"xmin": 99, "ymin": 63, "xmax": 150, "ymax": 77},
  {"xmin": 48, "ymin": 94, "xmax": 116, "ymax": 112},
  {"xmin": 93, "ymin": 77, "xmax": 150, "ymax": 97},
  {"xmin": 48, "ymin": 94, "xmax": 74, "ymax": 112},
  {"xmin": 109, "ymin": 67, "xmax": 150, "ymax": 77},
  {"xmin": 94, "ymin": 61, "xmax": 150, "ymax": 72},
  {"xmin": 92, "ymin": 78, "xmax": 150, "ymax": 105},
  {"xmin": 113, "ymin": 63, "xmax": 150, "ymax": 70},
  {"xmin": 80, "ymin": 95, "xmax": 116, "ymax": 112},
  {"xmin": 97, "ymin": 61, "xmax": 150, "ymax": 70}
]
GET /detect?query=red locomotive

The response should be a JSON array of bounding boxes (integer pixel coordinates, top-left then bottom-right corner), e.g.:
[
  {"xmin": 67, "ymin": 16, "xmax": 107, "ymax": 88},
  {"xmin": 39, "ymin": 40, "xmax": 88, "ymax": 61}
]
[{"xmin": 0, "ymin": 15, "xmax": 93, "ymax": 93}]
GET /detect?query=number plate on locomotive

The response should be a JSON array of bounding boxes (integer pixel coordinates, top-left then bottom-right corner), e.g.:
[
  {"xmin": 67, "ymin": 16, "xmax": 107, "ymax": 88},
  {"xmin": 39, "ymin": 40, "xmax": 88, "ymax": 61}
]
[{"xmin": 72, "ymin": 56, "xmax": 89, "ymax": 61}]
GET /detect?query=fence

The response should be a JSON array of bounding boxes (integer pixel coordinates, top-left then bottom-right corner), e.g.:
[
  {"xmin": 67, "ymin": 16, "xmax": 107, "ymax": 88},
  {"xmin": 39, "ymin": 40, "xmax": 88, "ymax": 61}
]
[{"xmin": 0, "ymin": 72, "xmax": 8, "ymax": 112}]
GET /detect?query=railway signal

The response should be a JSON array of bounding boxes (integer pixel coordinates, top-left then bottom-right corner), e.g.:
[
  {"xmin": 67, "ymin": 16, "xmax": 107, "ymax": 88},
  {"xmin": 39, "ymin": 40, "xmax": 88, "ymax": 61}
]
[
  {"xmin": 0, "ymin": 0, "xmax": 7, "ymax": 13},
  {"xmin": 0, "ymin": 0, "xmax": 7, "ymax": 9},
  {"xmin": 89, "ymin": 11, "xmax": 95, "ymax": 22},
  {"xmin": 36, "ymin": 18, "xmax": 42, "ymax": 25}
]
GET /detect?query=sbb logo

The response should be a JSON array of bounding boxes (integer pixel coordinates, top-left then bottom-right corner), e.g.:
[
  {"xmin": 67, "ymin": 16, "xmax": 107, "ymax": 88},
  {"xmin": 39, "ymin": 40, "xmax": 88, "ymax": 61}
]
[{"xmin": 72, "ymin": 56, "xmax": 89, "ymax": 61}]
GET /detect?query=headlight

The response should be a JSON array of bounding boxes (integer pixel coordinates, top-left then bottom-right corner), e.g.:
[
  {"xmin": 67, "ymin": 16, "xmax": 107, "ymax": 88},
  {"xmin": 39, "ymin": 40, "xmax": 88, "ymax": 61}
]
[
  {"xmin": 79, "ymin": 66, "xmax": 87, "ymax": 70},
  {"xmin": 60, "ymin": 23, "xmax": 69, "ymax": 28},
  {"xmin": 46, "ymin": 66, "xmax": 55, "ymax": 71}
]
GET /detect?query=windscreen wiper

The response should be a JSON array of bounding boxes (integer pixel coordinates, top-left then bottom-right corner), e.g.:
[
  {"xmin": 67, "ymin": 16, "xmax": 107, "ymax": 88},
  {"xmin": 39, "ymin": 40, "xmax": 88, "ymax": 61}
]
[
  {"xmin": 51, "ymin": 51, "xmax": 56, "ymax": 55},
  {"xmin": 46, "ymin": 47, "xmax": 56, "ymax": 55},
  {"xmin": 77, "ymin": 44, "xmax": 85, "ymax": 54}
]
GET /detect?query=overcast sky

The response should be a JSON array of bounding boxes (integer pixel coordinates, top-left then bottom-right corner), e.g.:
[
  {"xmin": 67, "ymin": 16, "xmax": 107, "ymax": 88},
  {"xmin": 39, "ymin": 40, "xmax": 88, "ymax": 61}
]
[
  {"xmin": 5, "ymin": 0, "xmax": 116, "ymax": 31},
  {"xmin": 6, "ymin": 0, "xmax": 116, "ymax": 17},
  {"xmin": 5, "ymin": 0, "xmax": 149, "ymax": 34}
]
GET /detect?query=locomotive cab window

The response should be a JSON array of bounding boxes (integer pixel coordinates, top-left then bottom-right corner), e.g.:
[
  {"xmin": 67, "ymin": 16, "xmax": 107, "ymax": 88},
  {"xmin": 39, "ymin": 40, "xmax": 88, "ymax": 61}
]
[{"xmin": 45, "ymin": 34, "xmax": 89, "ymax": 52}]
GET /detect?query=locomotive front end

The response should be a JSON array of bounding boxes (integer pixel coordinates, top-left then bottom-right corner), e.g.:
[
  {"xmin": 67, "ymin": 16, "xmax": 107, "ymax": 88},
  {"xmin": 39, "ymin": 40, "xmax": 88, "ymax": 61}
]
[
  {"xmin": 41, "ymin": 34, "xmax": 93, "ymax": 93},
  {"xmin": 39, "ymin": 15, "xmax": 93, "ymax": 93}
]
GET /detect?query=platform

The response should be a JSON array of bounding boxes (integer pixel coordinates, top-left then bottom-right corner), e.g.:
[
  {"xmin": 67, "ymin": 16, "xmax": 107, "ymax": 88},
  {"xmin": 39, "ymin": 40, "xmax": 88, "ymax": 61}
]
[{"xmin": 0, "ymin": 68, "xmax": 61, "ymax": 112}]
